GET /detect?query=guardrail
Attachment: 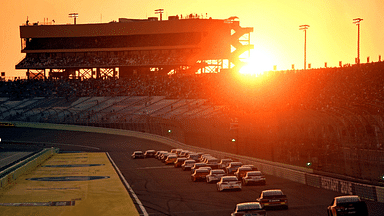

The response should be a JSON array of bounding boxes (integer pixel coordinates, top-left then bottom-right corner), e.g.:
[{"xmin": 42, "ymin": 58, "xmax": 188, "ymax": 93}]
[
  {"xmin": 0, "ymin": 147, "xmax": 59, "ymax": 189},
  {"xmin": 5, "ymin": 121, "xmax": 384, "ymax": 203}
]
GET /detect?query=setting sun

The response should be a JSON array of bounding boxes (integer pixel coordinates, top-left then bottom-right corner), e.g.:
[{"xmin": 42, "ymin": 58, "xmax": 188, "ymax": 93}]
[{"xmin": 239, "ymin": 49, "xmax": 274, "ymax": 76}]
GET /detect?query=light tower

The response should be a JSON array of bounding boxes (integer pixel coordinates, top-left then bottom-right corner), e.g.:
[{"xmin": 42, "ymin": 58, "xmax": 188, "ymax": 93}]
[
  {"xmin": 353, "ymin": 18, "xmax": 363, "ymax": 65},
  {"xmin": 155, "ymin": 9, "xmax": 164, "ymax": 21},
  {"xmin": 299, "ymin": 25, "xmax": 310, "ymax": 70},
  {"xmin": 69, "ymin": 13, "xmax": 78, "ymax": 25}
]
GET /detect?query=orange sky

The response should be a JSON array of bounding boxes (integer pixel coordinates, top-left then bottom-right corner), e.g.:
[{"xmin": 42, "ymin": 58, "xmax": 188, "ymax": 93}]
[{"xmin": 1, "ymin": 0, "xmax": 383, "ymax": 79}]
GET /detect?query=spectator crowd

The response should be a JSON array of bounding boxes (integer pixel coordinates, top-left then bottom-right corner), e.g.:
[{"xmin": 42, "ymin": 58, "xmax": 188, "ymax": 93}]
[
  {"xmin": 4, "ymin": 61, "xmax": 384, "ymax": 114},
  {"xmin": 16, "ymin": 53, "xmax": 188, "ymax": 69}
]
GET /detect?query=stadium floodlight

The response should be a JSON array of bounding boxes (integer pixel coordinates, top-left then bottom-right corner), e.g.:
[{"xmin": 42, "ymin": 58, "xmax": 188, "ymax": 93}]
[
  {"xmin": 155, "ymin": 9, "xmax": 164, "ymax": 21},
  {"xmin": 299, "ymin": 25, "xmax": 310, "ymax": 70},
  {"xmin": 69, "ymin": 13, "xmax": 78, "ymax": 25},
  {"xmin": 353, "ymin": 18, "xmax": 363, "ymax": 65}
]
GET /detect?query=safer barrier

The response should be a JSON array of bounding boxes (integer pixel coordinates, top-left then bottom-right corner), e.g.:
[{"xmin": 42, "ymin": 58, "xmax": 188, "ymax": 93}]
[
  {"xmin": 0, "ymin": 147, "xmax": 59, "ymax": 189},
  {"xmin": 100, "ymin": 125, "xmax": 384, "ymax": 203}
]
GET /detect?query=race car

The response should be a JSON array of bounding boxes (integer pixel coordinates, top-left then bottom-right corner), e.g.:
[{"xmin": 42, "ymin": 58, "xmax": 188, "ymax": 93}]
[
  {"xmin": 164, "ymin": 154, "xmax": 178, "ymax": 165},
  {"xmin": 155, "ymin": 151, "xmax": 167, "ymax": 159},
  {"xmin": 216, "ymin": 176, "xmax": 242, "ymax": 192},
  {"xmin": 206, "ymin": 169, "xmax": 226, "ymax": 183},
  {"xmin": 174, "ymin": 157, "xmax": 188, "ymax": 168},
  {"xmin": 256, "ymin": 189, "xmax": 288, "ymax": 209},
  {"xmin": 226, "ymin": 162, "xmax": 243, "ymax": 175},
  {"xmin": 144, "ymin": 149, "xmax": 156, "ymax": 158},
  {"xmin": 218, "ymin": 158, "xmax": 233, "ymax": 169},
  {"xmin": 191, "ymin": 168, "xmax": 210, "ymax": 182},
  {"xmin": 181, "ymin": 159, "xmax": 196, "ymax": 171},
  {"xmin": 131, "ymin": 151, "xmax": 145, "ymax": 159},
  {"xmin": 187, "ymin": 153, "xmax": 200, "ymax": 162},
  {"xmin": 231, "ymin": 202, "xmax": 267, "ymax": 216},
  {"xmin": 234, "ymin": 166, "xmax": 252, "ymax": 179},
  {"xmin": 171, "ymin": 148, "xmax": 182, "ymax": 154},
  {"xmin": 191, "ymin": 162, "xmax": 208, "ymax": 174},
  {"xmin": 327, "ymin": 195, "xmax": 368, "ymax": 216},
  {"xmin": 242, "ymin": 171, "xmax": 266, "ymax": 186}
]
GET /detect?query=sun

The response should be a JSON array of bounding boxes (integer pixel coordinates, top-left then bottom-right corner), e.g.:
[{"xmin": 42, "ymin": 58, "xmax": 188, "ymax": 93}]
[{"xmin": 239, "ymin": 49, "xmax": 274, "ymax": 76}]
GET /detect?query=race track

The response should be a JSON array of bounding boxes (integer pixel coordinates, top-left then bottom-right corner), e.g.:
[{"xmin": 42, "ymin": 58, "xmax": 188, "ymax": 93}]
[{"xmin": 1, "ymin": 127, "xmax": 383, "ymax": 216}]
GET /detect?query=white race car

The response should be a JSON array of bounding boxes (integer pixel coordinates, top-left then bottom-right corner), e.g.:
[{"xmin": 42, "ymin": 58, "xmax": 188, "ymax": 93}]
[
  {"xmin": 217, "ymin": 176, "xmax": 242, "ymax": 192},
  {"xmin": 231, "ymin": 202, "xmax": 267, "ymax": 216},
  {"xmin": 242, "ymin": 171, "xmax": 266, "ymax": 186}
]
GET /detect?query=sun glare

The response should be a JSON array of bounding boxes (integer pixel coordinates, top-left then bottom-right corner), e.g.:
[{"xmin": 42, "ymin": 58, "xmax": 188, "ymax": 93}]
[{"xmin": 239, "ymin": 49, "xmax": 274, "ymax": 76}]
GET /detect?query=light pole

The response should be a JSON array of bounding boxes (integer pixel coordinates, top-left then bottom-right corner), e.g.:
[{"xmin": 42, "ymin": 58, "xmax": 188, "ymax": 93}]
[
  {"xmin": 299, "ymin": 25, "xmax": 310, "ymax": 70},
  {"xmin": 353, "ymin": 18, "xmax": 363, "ymax": 65},
  {"xmin": 69, "ymin": 13, "xmax": 78, "ymax": 25},
  {"xmin": 155, "ymin": 9, "xmax": 164, "ymax": 21}
]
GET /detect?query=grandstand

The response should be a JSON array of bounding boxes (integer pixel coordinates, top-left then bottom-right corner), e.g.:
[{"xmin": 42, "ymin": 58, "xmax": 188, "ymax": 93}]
[{"xmin": 15, "ymin": 15, "xmax": 253, "ymax": 79}]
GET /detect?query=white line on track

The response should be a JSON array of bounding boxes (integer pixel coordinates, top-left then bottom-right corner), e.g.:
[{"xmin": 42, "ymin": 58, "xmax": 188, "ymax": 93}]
[{"xmin": 106, "ymin": 152, "xmax": 149, "ymax": 216}]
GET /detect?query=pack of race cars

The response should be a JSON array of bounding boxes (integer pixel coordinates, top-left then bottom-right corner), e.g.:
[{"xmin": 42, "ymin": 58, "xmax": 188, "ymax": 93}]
[{"xmin": 132, "ymin": 148, "xmax": 369, "ymax": 215}]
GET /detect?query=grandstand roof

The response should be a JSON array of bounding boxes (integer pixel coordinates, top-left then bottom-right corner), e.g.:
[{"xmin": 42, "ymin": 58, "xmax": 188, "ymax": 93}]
[{"xmin": 20, "ymin": 18, "xmax": 238, "ymax": 38}]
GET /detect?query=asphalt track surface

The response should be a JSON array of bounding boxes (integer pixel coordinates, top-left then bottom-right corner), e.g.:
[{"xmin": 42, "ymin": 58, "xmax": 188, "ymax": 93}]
[
  {"xmin": 1, "ymin": 127, "xmax": 384, "ymax": 216},
  {"xmin": 0, "ymin": 152, "xmax": 34, "ymax": 170}
]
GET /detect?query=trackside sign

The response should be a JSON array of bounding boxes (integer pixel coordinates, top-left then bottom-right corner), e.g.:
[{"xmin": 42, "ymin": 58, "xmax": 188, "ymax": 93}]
[{"xmin": 321, "ymin": 176, "xmax": 352, "ymax": 195}]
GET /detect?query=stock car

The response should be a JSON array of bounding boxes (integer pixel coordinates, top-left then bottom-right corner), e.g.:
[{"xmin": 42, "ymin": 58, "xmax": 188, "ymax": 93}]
[
  {"xmin": 171, "ymin": 148, "xmax": 182, "ymax": 154},
  {"xmin": 191, "ymin": 168, "xmax": 211, "ymax": 182},
  {"xmin": 218, "ymin": 158, "xmax": 233, "ymax": 169},
  {"xmin": 204, "ymin": 158, "xmax": 220, "ymax": 169},
  {"xmin": 144, "ymin": 150, "xmax": 156, "ymax": 158},
  {"xmin": 155, "ymin": 151, "xmax": 167, "ymax": 159},
  {"xmin": 164, "ymin": 154, "xmax": 178, "ymax": 165},
  {"xmin": 242, "ymin": 171, "xmax": 266, "ymax": 186},
  {"xmin": 256, "ymin": 189, "xmax": 288, "ymax": 209},
  {"xmin": 216, "ymin": 176, "xmax": 242, "ymax": 192},
  {"xmin": 206, "ymin": 169, "xmax": 226, "ymax": 183},
  {"xmin": 174, "ymin": 157, "xmax": 188, "ymax": 168},
  {"xmin": 234, "ymin": 166, "xmax": 252, "ymax": 179},
  {"xmin": 191, "ymin": 162, "xmax": 208, "ymax": 173},
  {"xmin": 226, "ymin": 162, "xmax": 243, "ymax": 175},
  {"xmin": 181, "ymin": 159, "xmax": 196, "ymax": 171},
  {"xmin": 187, "ymin": 153, "xmax": 200, "ymax": 162},
  {"xmin": 327, "ymin": 195, "xmax": 368, "ymax": 216},
  {"xmin": 131, "ymin": 151, "xmax": 145, "ymax": 159},
  {"xmin": 160, "ymin": 152, "xmax": 174, "ymax": 162},
  {"xmin": 231, "ymin": 202, "xmax": 267, "ymax": 216}
]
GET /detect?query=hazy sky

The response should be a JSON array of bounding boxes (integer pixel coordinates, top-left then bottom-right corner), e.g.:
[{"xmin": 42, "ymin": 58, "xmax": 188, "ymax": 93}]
[{"xmin": 1, "ymin": 0, "xmax": 383, "ymax": 78}]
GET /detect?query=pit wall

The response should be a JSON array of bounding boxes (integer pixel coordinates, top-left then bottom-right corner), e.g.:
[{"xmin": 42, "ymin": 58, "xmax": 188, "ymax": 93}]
[
  {"xmin": 6, "ymin": 121, "xmax": 384, "ymax": 203},
  {"xmin": 0, "ymin": 147, "xmax": 59, "ymax": 189}
]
